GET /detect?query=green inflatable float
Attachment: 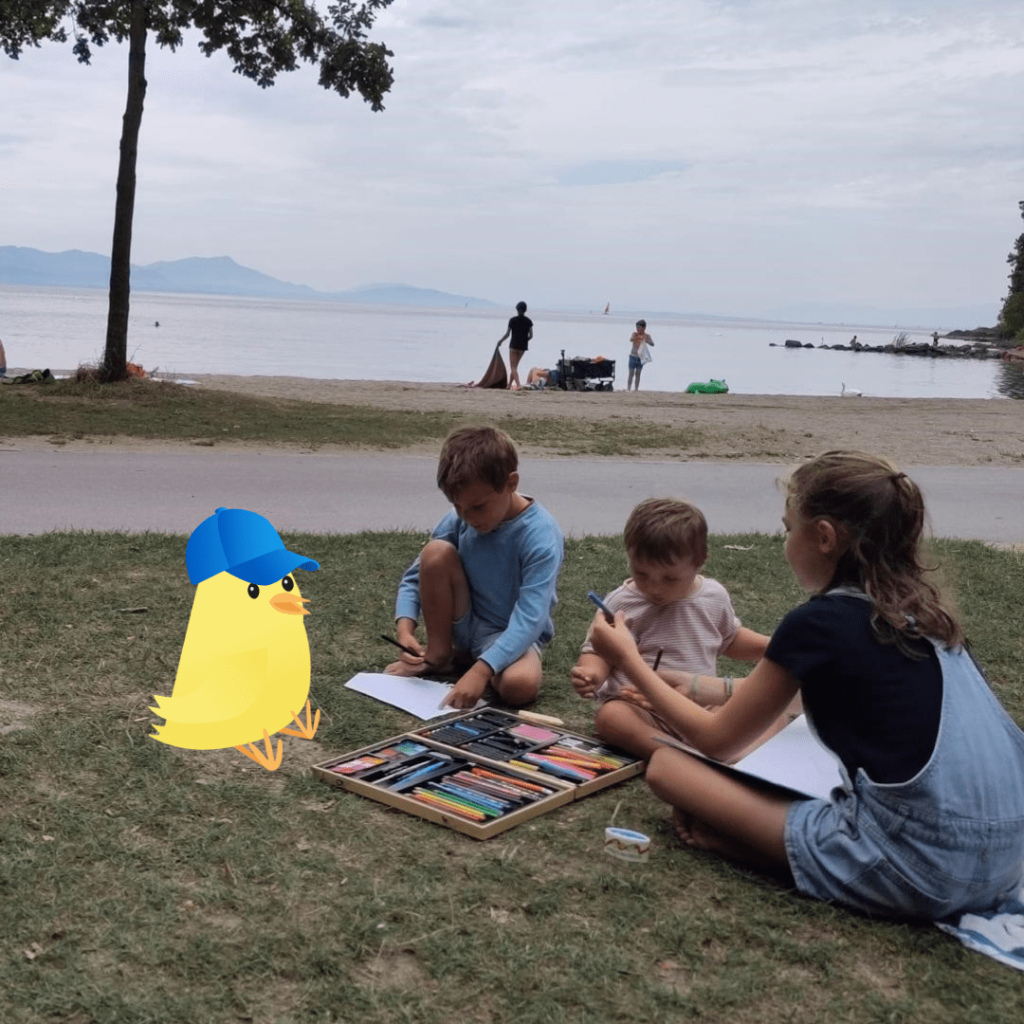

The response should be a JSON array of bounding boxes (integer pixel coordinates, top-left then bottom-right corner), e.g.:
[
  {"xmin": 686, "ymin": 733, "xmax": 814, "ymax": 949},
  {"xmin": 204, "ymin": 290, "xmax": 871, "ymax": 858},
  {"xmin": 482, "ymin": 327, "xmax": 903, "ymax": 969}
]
[{"xmin": 684, "ymin": 378, "xmax": 728, "ymax": 394}]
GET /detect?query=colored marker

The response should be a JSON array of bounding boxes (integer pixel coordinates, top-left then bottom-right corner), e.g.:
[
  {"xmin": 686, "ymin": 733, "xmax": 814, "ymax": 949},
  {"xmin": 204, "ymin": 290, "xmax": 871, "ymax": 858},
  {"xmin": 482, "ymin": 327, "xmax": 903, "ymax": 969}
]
[
  {"xmin": 587, "ymin": 591, "xmax": 614, "ymax": 623},
  {"xmin": 653, "ymin": 648, "xmax": 663, "ymax": 672}
]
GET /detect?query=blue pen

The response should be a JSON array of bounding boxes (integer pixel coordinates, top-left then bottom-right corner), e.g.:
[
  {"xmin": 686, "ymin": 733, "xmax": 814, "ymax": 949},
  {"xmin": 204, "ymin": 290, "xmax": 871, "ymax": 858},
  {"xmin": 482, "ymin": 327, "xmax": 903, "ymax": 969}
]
[
  {"xmin": 587, "ymin": 590, "xmax": 614, "ymax": 623},
  {"xmin": 388, "ymin": 757, "xmax": 450, "ymax": 790}
]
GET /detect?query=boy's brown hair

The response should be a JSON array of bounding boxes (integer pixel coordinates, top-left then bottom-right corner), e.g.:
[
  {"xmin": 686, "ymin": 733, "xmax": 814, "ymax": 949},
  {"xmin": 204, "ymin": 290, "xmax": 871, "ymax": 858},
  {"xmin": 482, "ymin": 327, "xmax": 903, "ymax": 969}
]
[
  {"xmin": 436, "ymin": 426, "xmax": 519, "ymax": 500},
  {"xmin": 623, "ymin": 497, "xmax": 708, "ymax": 566}
]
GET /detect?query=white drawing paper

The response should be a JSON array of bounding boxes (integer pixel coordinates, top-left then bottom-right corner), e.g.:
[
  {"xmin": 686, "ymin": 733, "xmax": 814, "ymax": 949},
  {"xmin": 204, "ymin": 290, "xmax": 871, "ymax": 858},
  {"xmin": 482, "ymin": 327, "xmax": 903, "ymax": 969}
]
[
  {"xmin": 344, "ymin": 672, "xmax": 486, "ymax": 720},
  {"xmin": 655, "ymin": 715, "xmax": 843, "ymax": 801}
]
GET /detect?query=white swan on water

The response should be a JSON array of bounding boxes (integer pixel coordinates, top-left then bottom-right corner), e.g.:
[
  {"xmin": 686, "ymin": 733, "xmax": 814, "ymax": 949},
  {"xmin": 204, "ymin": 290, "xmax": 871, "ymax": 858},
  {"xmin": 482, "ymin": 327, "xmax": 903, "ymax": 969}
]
[{"xmin": 840, "ymin": 382, "xmax": 863, "ymax": 397}]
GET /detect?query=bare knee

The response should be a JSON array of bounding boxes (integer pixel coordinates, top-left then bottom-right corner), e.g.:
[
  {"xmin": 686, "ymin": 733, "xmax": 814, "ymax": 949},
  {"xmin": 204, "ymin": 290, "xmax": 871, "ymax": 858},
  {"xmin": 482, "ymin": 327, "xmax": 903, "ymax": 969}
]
[
  {"xmin": 595, "ymin": 700, "xmax": 660, "ymax": 760},
  {"xmin": 594, "ymin": 700, "xmax": 626, "ymax": 741},
  {"xmin": 419, "ymin": 539, "xmax": 460, "ymax": 574},
  {"xmin": 645, "ymin": 746, "xmax": 677, "ymax": 797},
  {"xmin": 494, "ymin": 651, "xmax": 542, "ymax": 706}
]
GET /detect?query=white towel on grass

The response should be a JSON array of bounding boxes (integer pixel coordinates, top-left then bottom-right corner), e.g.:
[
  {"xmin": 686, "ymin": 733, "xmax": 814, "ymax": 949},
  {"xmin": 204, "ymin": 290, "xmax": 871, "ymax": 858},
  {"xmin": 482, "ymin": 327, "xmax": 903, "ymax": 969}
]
[{"xmin": 936, "ymin": 886, "xmax": 1024, "ymax": 971}]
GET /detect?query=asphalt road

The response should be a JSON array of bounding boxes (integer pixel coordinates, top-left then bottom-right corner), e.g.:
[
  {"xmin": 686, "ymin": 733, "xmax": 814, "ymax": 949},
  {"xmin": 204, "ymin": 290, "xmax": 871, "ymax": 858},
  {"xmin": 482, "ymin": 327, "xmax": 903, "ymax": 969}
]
[{"xmin": 3, "ymin": 444, "xmax": 1020, "ymax": 544}]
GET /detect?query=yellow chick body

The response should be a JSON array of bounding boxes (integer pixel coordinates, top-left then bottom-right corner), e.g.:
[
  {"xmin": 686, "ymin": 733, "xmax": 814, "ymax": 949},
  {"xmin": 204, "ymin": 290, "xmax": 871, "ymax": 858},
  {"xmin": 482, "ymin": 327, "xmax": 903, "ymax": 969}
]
[{"xmin": 151, "ymin": 570, "xmax": 311, "ymax": 751}]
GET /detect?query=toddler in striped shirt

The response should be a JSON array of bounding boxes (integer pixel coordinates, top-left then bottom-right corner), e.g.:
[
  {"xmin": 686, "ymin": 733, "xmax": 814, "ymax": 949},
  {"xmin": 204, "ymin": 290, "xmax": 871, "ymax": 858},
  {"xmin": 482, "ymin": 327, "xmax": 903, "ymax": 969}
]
[{"xmin": 572, "ymin": 497, "xmax": 770, "ymax": 760}]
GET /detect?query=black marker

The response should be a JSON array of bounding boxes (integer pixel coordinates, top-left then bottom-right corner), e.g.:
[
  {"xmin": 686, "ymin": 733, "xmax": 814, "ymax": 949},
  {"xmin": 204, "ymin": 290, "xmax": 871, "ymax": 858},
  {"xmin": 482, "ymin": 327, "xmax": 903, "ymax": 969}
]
[
  {"xmin": 587, "ymin": 591, "xmax": 614, "ymax": 624},
  {"xmin": 380, "ymin": 634, "xmax": 438, "ymax": 670}
]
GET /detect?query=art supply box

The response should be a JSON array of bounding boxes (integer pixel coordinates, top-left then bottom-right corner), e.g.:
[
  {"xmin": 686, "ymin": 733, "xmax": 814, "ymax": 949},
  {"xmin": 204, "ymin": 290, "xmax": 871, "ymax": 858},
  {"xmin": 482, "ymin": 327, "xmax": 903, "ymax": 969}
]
[{"xmin": 312, "ymin": 709, "xmax": 643, "ymax": 839}]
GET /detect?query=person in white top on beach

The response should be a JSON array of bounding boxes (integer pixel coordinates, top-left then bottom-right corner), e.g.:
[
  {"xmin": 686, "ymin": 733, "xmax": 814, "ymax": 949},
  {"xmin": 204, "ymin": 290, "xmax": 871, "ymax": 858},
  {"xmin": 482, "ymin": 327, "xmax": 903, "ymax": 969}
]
[
  {"xmin": 571, "ymin": 497, "xmax": 781, "ymax": 760},
  {"xmin": 626, "ymin": 319, "xmax": 653, "ymax": 391}
]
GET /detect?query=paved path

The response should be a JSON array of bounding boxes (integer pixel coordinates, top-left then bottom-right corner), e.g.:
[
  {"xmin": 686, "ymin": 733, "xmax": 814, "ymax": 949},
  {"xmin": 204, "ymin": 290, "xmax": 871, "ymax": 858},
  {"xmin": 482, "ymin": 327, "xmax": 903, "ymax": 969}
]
[{"xmin": 2, "ymin": 444, "xmax": 1020, "ymax": 543}]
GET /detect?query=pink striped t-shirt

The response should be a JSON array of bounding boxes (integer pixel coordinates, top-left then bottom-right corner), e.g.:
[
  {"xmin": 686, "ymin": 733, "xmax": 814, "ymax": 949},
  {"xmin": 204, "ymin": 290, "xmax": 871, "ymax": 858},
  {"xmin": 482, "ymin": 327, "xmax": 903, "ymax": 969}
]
[{"xmin": 581, "ymin": 575, "xmax": 741, "ymax": 702}]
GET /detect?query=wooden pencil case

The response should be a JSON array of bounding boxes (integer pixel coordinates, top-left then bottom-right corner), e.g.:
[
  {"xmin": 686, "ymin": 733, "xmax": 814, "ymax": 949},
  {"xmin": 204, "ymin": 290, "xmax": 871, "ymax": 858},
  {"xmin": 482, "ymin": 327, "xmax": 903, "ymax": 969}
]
[
  {"xmin": 312, "ymin": 734, "xmax": 575, "ymax": 840},
  {"xmin": 312, "ymin": 713, "xmax": 643, "ymax": 839}
]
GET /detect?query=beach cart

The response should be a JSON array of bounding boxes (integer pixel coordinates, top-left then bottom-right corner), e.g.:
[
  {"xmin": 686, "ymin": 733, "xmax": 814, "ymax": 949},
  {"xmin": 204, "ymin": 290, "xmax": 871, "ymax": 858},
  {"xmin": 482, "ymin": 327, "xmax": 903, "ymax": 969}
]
[{"xmin": 555, "ymin": 350, "xmax": 616, "ymax": 391}]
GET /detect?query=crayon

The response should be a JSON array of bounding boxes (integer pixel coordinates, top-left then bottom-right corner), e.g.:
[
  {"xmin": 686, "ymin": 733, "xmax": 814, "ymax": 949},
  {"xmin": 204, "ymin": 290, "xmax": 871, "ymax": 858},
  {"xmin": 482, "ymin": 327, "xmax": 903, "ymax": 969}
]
[
  {"xmin": 521, "ymin": 754, "xmax": 591, "ymax": 780},
  {"xmin": 425, "ymin": 785, "xmax": 502, "ymax": 818},
  {"xmin": 532, "ymin": 754, "xmax": 597, "ymax": 779},
  {"xmin": 412, "ymin": 790, "xmax": 486, "ymax": 821},
  {"xmin": 435, "ymin": 782, "xmax": 508, "ymax": 814},
  {"xmin": 470, "ymin": 767, "xmax": 548, "ymax": 794},
  {"xmin": 587, "ymin": 591, "xmax": 614, "ymax": 624}
]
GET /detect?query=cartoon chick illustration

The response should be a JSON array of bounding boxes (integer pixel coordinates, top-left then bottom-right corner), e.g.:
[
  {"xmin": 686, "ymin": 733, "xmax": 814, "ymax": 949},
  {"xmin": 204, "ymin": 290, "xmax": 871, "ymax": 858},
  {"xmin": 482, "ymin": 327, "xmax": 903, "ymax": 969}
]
[{"xmin": 150, "ymin": 508, "xmax": 321, "ymax": 771}]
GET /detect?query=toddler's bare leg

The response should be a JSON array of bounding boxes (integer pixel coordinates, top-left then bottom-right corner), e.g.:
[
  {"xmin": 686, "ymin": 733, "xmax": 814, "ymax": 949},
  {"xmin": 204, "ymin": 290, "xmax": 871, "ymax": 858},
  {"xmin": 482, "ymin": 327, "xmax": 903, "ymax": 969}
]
[
  {"xmin": 646, "ymin": 746, "xmax": 792, "ymax": 877},
  {"xmin": 594, "ymin": 699, "xmax": 664, "ymax": 761}
]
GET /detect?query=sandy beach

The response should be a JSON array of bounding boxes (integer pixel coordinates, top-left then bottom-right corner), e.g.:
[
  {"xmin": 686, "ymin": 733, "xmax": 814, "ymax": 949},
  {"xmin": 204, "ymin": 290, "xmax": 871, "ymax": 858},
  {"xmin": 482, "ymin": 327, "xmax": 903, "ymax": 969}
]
[{"xmin": 180, "ymin": 373, "xmax": 1024, "ymax": 467}]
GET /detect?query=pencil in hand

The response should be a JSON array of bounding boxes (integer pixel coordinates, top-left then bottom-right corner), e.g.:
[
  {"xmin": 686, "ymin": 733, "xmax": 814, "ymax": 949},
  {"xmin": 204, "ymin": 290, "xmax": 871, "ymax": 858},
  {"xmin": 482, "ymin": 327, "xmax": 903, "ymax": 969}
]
[
  {"xmin": 379, "ymin": 634, "xmax": 438, "ymax": 670},
  {"xmin": 587, "ymin": 591, "xmax": 614, "ymax": 624}
]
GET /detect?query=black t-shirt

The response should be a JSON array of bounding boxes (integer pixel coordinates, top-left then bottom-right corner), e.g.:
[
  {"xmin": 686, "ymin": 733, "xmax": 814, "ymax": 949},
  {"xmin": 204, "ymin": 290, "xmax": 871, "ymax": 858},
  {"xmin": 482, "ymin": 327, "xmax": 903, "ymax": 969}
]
[
  {"xmin": 765, "ymin": 593, "xmax": 942, "ymax": 784},
  {"xmin": 508, "ymin": 314, "xmax": 533, "ymax": 349}
]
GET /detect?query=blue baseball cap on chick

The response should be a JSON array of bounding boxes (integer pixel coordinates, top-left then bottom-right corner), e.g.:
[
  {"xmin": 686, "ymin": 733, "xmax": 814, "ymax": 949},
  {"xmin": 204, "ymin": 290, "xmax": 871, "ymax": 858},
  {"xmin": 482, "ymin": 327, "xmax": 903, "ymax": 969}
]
[{"xmin": 186, "ymin": 507, "xmax": 320, "ymax": 585}]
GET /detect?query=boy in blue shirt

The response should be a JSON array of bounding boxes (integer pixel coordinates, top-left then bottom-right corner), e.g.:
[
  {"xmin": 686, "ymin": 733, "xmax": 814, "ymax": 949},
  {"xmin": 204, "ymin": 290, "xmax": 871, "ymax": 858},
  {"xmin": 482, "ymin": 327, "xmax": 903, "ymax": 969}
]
[{"xmin": 386, "ymin": 426, "xmax": 565, "ymax": 709}]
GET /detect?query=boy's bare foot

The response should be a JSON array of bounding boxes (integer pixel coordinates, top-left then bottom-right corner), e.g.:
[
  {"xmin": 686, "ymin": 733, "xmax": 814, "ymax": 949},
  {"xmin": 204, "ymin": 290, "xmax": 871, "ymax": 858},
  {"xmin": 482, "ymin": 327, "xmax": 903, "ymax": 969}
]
[{"xmin": 384, "ymin": 657, "xmax": 455, "ymax": 678}]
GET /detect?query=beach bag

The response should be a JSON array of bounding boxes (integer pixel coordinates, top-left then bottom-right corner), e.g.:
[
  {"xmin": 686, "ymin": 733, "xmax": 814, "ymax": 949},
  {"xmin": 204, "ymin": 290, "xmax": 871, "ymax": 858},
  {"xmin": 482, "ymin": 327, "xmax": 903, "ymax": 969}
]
[{"xmin": 638, "ymin": 340, "xmax": 653, "ymax": 365}]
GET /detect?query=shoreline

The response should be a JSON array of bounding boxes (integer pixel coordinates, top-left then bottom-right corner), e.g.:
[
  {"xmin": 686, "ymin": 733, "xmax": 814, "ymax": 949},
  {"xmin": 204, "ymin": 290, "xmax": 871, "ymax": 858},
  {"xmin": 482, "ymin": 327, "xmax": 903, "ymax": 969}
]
[{"xmin": 186, "ymin": 373, "xmax": 1024, "ymax": 468}]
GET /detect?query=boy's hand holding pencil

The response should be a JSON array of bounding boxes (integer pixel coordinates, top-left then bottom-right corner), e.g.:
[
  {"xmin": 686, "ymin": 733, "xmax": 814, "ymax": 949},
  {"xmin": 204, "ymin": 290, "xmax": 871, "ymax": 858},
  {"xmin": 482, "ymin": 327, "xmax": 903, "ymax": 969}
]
[{"xmin": 381, "ymin": 632, "xmax": 439, "ymax": 675}]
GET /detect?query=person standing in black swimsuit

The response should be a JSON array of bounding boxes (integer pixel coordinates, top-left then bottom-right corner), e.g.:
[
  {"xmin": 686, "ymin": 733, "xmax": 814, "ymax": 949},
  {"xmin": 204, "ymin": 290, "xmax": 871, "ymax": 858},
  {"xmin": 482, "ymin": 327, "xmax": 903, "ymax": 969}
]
[{"xmin": 497, "ymin": 301, "xmax": 533, "ymax": 390}]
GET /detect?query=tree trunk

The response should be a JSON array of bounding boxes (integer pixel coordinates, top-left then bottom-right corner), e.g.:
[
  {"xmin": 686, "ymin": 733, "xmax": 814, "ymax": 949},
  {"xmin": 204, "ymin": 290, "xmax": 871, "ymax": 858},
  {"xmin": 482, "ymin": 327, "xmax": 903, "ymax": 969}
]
[{"xmin": 102, "ymin": 1, "xmax": 148, "ymax": 383}]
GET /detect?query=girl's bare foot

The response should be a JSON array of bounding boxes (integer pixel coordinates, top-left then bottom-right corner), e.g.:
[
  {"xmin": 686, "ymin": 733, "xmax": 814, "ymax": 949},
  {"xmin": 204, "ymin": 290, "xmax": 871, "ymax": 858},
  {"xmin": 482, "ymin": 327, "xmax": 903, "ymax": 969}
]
[{"xmin": 672, "ymin": 808, "xmax": 726, "ymax": 854}]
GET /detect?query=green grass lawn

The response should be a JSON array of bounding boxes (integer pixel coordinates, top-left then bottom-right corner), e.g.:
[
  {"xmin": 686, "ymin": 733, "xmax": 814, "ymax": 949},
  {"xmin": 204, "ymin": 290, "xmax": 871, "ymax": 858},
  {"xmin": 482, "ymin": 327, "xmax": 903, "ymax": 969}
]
[
  {"xmin": 1, "ymin": 531, "xmax": 1023, "ymax": 1023},
  {"xmin": 0, "ymin": 376, "xmax": 708, "ymax": 458}
]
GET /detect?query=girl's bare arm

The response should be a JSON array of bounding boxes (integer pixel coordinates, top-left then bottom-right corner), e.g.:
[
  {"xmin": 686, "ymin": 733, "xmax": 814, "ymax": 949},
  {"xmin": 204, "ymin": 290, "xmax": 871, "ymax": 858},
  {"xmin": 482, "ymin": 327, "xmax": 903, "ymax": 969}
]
[{"xmin": 589, "ymin": 612, "xmax": 800, "ymax": 761}]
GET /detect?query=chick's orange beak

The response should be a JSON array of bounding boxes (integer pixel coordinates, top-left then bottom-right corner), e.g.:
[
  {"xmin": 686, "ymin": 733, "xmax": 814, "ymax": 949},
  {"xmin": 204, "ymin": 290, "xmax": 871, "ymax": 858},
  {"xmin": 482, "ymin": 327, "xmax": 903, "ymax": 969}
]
[{"xmin": 270, "ymin": 593, "xmax": 311, "ymax": 616}]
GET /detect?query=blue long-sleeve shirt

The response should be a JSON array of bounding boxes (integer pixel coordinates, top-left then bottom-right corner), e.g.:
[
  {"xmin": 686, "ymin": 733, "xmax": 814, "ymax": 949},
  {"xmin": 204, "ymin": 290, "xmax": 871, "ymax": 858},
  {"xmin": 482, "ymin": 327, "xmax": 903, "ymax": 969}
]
[{"xmin": 395, "ymin": 498, "xmax": 564, "ymax": 674}]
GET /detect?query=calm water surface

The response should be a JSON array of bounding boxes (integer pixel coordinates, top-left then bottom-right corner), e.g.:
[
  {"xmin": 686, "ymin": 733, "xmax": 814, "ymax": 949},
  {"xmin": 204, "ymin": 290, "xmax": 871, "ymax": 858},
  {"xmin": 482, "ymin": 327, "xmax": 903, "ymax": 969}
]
[{"xmin": 3, "ymin": 285, "xmax": 1021, "ymax": 399}]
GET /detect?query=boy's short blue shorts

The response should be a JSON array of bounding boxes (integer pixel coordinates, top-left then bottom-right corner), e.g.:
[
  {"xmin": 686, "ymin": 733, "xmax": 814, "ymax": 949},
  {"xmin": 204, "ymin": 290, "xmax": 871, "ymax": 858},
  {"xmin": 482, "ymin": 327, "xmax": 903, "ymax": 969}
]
[{"xmin": 452, "ymin": 609, "xmax": 543, "ymax": 668}]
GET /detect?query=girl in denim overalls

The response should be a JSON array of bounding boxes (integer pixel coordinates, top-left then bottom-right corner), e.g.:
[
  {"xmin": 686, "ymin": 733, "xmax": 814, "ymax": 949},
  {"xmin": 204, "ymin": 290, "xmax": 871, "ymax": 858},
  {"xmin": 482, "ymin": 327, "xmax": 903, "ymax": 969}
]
[{"xmin": 588, "ymin": 450, "xmax": 1024, "ymax": 920}]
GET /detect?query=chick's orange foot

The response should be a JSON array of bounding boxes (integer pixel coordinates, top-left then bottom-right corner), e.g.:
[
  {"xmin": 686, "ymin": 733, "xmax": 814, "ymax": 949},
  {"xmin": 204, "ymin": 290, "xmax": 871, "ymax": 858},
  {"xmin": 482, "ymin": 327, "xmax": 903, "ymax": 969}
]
[
  {"xmin": 280, "ymin": 700, "xmax": 320, "ymax": 740},
  {"xmin": 235, "ymin": 729, "xmax": 284, "ymax": 771}
]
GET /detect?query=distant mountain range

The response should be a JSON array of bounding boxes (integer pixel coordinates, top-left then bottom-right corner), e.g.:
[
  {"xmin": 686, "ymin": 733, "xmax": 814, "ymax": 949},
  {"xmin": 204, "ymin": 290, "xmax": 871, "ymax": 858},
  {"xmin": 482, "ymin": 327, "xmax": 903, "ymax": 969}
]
[
  {"xmin": 0, "ymin": 246, "xmax": 997, "ymax": 328},
  {"xmin": 0, "ymin": 246, "xmax": 499, "ymax": 309}
]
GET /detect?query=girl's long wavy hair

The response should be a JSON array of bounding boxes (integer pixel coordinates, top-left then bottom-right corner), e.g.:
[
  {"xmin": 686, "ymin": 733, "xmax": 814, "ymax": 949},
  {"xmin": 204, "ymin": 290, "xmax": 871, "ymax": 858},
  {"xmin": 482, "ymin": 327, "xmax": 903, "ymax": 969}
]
[{"xmin": 785, "ymin": 451, "xmax": 962, "ymax": 650}]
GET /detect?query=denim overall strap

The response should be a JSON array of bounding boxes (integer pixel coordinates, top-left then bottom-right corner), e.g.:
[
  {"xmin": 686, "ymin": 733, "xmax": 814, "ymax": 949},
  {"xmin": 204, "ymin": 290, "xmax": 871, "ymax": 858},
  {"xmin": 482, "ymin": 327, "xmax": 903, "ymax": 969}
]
[{"xmin": 786, "ymin": 607, "xmax": 1024, "ymax": 919}]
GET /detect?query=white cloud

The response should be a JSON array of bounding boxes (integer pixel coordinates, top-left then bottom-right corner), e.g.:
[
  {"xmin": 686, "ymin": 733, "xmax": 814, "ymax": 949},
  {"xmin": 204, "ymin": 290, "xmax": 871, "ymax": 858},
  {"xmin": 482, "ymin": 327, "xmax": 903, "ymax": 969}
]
[{"xmin": 0, "ymin": 0, "xmax": 1021, "ymax": 315}]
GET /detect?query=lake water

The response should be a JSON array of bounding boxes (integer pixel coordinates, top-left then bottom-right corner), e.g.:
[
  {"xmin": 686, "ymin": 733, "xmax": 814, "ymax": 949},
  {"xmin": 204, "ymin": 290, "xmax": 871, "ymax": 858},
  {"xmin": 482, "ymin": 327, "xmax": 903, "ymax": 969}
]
[{"xmin": 3, "ymin": 284, "xmax": 1021, "ymax": 399}]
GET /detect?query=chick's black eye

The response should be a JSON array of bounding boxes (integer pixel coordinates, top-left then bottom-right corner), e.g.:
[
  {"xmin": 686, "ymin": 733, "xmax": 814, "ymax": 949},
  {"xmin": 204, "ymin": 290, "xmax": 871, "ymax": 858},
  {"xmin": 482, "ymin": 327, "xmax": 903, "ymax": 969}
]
[
  {"xmin": 281, "ymin": 575, "xmax": 294, "ymax": 592},
  {"xmin": 247, "ymin": 583, "xmax": 260, "ymax": 600}
]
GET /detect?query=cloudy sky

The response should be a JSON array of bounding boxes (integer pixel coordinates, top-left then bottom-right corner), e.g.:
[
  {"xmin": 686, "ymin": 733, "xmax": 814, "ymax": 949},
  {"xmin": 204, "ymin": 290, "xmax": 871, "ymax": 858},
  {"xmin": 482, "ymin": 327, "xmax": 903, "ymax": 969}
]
[{"xmin": 2, "ymin": 0, "xmax": 1022, "ymax": 320}]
